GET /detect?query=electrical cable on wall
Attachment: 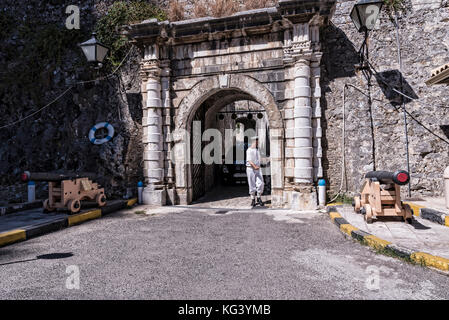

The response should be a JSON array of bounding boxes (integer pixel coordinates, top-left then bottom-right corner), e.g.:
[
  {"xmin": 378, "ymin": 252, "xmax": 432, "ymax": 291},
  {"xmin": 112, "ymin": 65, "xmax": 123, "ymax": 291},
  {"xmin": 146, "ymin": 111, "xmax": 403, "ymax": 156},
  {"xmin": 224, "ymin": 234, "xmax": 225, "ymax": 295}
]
[
  {"xmin": 340, "ymin": 21, "xmax": 448, "ymax": 138},
  {"xmin": 0, "ymin": 46, "xmax": 135, "ymax": 130},
  {"xmin": 330, "ymin": 78, "xmax": 449, "ymax": 204},
  {"xmin": 345, "ymin": 80, "xmax": 449, "ymax": 145},
  {"xmin": 329, "ymin": 83, "xmax": 348, "ymax": 204},
  {"xmin": 366, "ymin": 60, "xmax": 449, "ymax": 145}
]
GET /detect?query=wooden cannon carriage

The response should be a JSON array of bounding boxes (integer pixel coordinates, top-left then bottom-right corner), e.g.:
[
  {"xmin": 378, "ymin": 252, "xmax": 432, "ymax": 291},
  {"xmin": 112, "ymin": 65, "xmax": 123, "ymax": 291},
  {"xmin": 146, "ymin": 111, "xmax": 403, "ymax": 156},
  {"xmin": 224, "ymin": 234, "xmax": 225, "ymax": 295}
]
[
  {"xmin": 353, "ymin": 170, "xmax": 413, "ymax": 224},
  {"xmin": 22, "ymin": 172, "xmax": 106, "ymax": 214}
]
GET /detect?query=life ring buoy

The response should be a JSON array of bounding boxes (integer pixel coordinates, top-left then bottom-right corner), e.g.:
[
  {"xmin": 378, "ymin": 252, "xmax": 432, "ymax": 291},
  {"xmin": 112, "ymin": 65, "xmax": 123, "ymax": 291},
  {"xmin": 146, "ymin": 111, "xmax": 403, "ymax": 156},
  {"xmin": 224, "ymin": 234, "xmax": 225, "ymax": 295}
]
[{"xmin": 89, "ymin": 122, "xmax": 114, "ymax": 145}]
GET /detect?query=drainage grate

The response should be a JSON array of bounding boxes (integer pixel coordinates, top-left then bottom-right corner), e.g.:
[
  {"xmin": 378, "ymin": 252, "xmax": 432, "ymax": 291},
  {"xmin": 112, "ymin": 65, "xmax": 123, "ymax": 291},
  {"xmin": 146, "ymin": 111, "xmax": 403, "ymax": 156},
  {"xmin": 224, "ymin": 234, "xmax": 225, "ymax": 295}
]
[{"xmin": 215, "ymin": 210, "xmax": 229, "ymax": 215}]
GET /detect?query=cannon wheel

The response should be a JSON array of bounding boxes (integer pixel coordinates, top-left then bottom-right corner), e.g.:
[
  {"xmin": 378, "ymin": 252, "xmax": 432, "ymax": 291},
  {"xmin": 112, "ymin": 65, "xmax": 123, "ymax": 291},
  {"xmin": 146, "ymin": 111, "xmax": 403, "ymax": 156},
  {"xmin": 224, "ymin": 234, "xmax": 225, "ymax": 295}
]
[
  {"xmin": 68, "ymin": 199, "xmax": 81, "ymax": 214},
  {"xmin": 354, "ymin": 196, "xmax": 361, "ymax": 213},
  {"xmin": 96, "ymin": 193, "xmax": 107, "ymax": 207},
  {"xmin": 43, "ymin": 199, "xmax": 55, "ymax": 213},
  {"xmin": 364, "ymin": 204, "xmax": 373, "ymax": 224},
  {"xmin": 403, "ymin": 204, "xmax": 413, "ymax": 224}
]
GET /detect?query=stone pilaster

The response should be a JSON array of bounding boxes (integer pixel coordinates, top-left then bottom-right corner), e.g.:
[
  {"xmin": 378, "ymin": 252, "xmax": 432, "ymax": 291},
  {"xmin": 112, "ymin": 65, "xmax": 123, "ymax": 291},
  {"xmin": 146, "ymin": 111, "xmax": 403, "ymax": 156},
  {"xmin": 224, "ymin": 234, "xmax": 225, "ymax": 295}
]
[
  {"xmin": 270, "ymin": 127, "xmax": 284, "ymax": 207},
  {"xmin": 160, "ymin": 60, "xmax": 177, "ymax": 204},
  {"xmin": 140, "ymin": 44, "xmax": 166, "ymax": 205},
  {"xmin": 293, "ymin": 58, "xmax": 313, "ymax": 184},
  {"xmin": 311, "ymin": 55, "xmax": 323, "ymax": 181},
  {"xmin": 284, "ymin": 22, "xmax": 318, "ymax": 210}
]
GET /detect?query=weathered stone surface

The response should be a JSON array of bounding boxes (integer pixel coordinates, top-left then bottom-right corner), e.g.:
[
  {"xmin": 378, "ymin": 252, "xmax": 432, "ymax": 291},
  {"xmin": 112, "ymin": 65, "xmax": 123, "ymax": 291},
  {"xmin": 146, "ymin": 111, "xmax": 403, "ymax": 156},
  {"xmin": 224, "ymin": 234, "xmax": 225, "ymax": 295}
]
[
  {"xmin": 322, "ymin": 0, "xmax": 449, "ymax": 198},
  {"xmin": 124, "ymin": 1, "xmax": 335, "ymax": 209},
  {"xmin": 4, "ymin": 0, "xmax": 446, "ymax": 209},
  {"xmin": 0, "ymin": 0, "xmax": 162, "ymax": 201}
]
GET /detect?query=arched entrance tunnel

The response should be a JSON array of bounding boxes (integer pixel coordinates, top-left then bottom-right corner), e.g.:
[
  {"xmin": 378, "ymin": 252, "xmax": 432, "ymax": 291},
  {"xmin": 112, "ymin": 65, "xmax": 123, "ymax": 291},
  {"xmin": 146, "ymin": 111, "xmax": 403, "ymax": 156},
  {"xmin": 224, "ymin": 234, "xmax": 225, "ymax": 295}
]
[
  {"xmin": 172, "ymin": 74, "xmax": 285, "ymax": 208},
  {"xmin": 189, "ymin": 89, "xmax": 272, "ymax": 206}
]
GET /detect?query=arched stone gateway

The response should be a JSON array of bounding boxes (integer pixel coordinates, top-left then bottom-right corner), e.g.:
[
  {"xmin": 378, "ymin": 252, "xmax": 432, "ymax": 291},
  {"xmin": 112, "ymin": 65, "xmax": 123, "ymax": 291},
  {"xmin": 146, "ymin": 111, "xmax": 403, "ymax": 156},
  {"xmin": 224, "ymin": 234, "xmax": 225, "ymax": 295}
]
[
  {"xmin": 176, "ymin": 75, "xmax": 283, "ymax": 131},
  {"xmin": 122, "ymin": 0, "xmax": 336, "ymax": 210},
  {"xmin": 173, "ymin": 74, "xmax": 285, "ymax": 206}
]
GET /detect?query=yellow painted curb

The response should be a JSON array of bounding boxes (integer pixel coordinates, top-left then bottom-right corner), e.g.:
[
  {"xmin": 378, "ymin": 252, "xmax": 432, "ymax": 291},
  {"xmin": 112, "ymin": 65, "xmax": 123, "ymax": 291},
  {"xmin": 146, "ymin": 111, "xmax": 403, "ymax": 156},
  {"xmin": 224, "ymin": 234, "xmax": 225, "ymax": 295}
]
[
  {"xmin": 0, "ymin": 229, "xmax": 26, "ymax": 247},
  {"xmin": 68, "ymin": 209, "xmax": 101, "ymax": 226},
  {"xmin": 326, "ymin": 202, "xmax": 344, "ymax": 207},
  {"xmin": 363, "ymin": 235, "xmax": 391, "ymax": 250},
  {"xmin": 403, "ymin": 202, "xmax": 425, "ymax": 217},
  {"xmin": 127, "ymin": 198, "xmax": 138, "ymax": 207},
  {"xmin": 445, "ymin": 216, "xmax": 449, "ymax": 227},
  {"xmin": 329, "ymin": 211, "xmax": 342, "ymax": 221},
  {"xmin": 340, "ymin": 224, "xmax": 358, "ymax": 236},
  {"xmin": 411, "ymin": 252, "xmax": 449, "ymax": 271}
]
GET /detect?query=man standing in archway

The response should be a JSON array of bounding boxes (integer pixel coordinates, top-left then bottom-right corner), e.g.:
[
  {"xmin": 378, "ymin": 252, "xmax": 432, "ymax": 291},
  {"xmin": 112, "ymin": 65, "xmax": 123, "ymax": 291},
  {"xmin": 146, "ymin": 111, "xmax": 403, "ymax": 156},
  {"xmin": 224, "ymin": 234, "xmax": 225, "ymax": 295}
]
[{"xmin": 246, "ymin": 136, "xmax": 265, "ymax": 208}]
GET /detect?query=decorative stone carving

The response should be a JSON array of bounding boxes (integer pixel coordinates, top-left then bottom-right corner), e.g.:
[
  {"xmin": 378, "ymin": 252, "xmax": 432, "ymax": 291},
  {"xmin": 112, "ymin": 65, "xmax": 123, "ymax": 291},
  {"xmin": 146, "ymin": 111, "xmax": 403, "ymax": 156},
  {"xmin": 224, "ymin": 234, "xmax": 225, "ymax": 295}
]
[
  {"xmin": 141, "ymin": 43, "xmax": 166, "ymax": 205},
  {"xmin": 283, "ymin": 20, "xmax": 324, "ymax": 209},
  {"xmin": 126, "ymin": 2, "xmax": 335, "ymax": 210}
]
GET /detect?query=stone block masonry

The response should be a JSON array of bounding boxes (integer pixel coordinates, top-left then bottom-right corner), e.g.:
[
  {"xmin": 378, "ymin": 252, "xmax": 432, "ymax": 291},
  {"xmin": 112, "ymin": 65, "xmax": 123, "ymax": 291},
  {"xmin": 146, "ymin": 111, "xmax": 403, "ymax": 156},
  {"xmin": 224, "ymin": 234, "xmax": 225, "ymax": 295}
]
[
  {"xmin": 2, "ymin": 0, "xmax": 447, "ymax": 207},
  {"xmin": 322, "ymin": 0, "xmax": 449, "ymax": 198},
  {"xmin": 122, "ymin": 1, "xmax": 336, "ymax": 209}
]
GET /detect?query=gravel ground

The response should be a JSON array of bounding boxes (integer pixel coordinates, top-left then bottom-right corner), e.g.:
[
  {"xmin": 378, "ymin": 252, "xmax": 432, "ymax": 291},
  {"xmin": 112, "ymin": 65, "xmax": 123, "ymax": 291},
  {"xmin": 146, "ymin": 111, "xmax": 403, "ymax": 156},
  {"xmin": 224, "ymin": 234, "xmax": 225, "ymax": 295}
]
[{"xmin": 1, "ymin": 205, "xmax": 449, "ymax": 300}]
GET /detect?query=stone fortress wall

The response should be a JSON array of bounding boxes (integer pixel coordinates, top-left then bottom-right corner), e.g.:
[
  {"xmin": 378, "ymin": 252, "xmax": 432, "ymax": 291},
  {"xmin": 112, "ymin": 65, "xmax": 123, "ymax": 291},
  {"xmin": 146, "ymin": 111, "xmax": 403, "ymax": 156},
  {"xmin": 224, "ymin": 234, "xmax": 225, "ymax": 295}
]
[
  {"xmin": 322, "ymin": 0, "xmax": 449, "ymax": 197},
  {"xmin": 1, "ymin": 0, "xmax": 448, "ymax": 204}
]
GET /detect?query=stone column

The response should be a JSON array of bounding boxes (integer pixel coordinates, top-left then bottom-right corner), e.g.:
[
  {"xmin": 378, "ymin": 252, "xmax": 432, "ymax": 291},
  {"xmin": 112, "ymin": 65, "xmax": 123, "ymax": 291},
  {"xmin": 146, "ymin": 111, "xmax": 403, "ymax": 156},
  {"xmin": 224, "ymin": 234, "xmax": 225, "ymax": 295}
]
[
  {"xmin": 270, "ymin": 127, "xmax": 284, "ymax": 207},
  {"xmin": 293, "ymin": 58, "xmax": 313, "ymax": 184},
  {"xmin": 284, "ymin": 22, "xmax": 318, "ymax": 210},
  {"xmin": 160, "ymin": 60, "xmax": 176, "ymax": 204},
  {"xmin": 310, "ymin": 25, "xmax": 323, "ymax": 182},
  {"xmin": 140, "ymin": 44, "xmax": 166, "ymax": 205},
  {"xmin": 311, "ymin": 58, "xmax": 323, "ymax": 181}
]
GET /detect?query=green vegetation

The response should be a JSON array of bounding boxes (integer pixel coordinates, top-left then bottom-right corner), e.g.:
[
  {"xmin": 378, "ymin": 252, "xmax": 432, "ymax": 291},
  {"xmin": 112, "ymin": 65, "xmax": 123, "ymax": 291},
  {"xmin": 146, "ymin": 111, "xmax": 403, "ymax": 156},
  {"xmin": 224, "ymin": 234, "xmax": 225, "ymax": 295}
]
[
  {"xmin": 383, "ymin": 0, "xmax": 407, "ymax": 13},
  {"xmin": 18, "ymin": 23, "xmax": 86, "ymax": 69},
  {"xmin": 0, "ymin": 1, "xmax": 167, "ymax": 114},
  {"xmin": 95, "ymin": 1, "xmax": 167, "ymax": 67},
  {"xmin": 364, "ymin": 243, "xmax": 414, "ymax": 264},
  {"xmin": 329, "ymin": 193, "xmax": 353, "ymax": 205},
  {"xmin": 134, "ymin": 210, "xmax": 146, "ymax": 215},
  {"xmin": 0, "ymin": 21, "xmax": 87, "ymax": 109}
]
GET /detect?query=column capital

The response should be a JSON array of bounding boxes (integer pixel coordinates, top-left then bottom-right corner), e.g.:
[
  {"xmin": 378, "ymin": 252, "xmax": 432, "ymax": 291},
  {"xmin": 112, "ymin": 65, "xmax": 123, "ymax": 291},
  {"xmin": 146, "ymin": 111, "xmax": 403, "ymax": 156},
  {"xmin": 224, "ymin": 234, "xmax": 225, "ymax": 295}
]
[
  {"xmin": 160, "ymin": 59, "xmax": 171, "ymax": 70},
  {"xmin": 310, "ymin": 52, "xmax": 323, "ymax": 65},
  {"xmin": 294, "ymin": 57, "xmax": 312, "ymax": 66},
  {"xmin": 140, "ymin": 43, "xmax": 161, "ymax": 81},
  {"xmin": 140, "ymin": 59, "xmax": 161, "ymax": 82}
]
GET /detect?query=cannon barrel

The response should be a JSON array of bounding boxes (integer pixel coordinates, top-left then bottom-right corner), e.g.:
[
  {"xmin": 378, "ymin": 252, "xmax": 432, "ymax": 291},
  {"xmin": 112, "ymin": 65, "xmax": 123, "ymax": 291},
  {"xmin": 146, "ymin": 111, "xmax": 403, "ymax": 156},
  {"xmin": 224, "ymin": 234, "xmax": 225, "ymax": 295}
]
[
  {"xmin": 21, "ymin": 171, "xmax": 98, "ymax": 182},
  {"xmin": 365, "ymin": 170, "xmax": 410, "ymax": 186}
]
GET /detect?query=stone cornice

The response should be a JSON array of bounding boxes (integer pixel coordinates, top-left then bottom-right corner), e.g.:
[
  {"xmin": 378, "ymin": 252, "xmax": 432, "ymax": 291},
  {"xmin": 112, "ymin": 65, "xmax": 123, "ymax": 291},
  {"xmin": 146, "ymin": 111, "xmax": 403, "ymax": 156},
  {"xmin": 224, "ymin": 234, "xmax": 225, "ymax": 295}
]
[{"xmin": 121, "ymin": 0, "xmax": 336, "ymax": 46}]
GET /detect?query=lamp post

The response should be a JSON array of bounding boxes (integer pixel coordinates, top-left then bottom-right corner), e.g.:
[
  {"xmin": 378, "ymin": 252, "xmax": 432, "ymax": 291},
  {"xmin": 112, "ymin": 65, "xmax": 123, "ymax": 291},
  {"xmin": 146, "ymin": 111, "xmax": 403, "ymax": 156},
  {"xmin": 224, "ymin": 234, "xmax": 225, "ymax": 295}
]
[
  {"xmin": 349, "ymin": 0, "xmax": 383, "ymax": 173},
  {"xmin": 350, "ymin": 0, "xmax": 383, "ymax": 32},
  {"xmin": 392, "ymin": 10, "xmax": 412, "ymax": 198},
  {"xmin": 350, "ymin": 0, "xmax": 383, "ymax": 70},
  {"xmin": 79, "ymin": 32, "xmax": 109, "ymax": 68},
  {"xmin": 350, "ymin": 0, "xmax": 412, "ymax": 198}
]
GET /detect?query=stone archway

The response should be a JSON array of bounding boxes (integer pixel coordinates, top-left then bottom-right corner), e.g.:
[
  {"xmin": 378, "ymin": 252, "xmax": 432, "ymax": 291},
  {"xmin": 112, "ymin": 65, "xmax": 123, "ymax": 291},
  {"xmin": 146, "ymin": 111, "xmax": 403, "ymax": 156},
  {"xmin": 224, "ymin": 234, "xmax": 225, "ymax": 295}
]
[
  {"xmin": 172, "ymin": 74, "xmax": 284, "ymax": 206},
  {"xmin": 175, "ymin": 74, "xmax": 283, "ymax": 132},
  {"xmin": 124, "ymin": 1, "xmax": 334, "ymax": 209}
]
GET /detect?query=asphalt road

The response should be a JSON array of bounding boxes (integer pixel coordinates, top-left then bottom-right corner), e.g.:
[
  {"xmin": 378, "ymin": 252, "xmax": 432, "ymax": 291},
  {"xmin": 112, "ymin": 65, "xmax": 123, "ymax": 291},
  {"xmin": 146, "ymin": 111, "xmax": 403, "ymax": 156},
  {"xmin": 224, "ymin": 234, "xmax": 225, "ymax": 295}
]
[{"xmin": 1, "ymin": 206, "xmax": 448, "ymax": 299}]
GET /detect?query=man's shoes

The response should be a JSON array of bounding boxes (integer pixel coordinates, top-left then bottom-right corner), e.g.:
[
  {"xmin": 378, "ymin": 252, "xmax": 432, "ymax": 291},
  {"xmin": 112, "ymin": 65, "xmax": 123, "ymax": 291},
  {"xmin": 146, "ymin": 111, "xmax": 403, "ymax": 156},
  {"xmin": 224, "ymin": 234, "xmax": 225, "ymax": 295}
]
[
  {"xmin": 251, "ymin": 199, "xmax": 256, "ymax": 208},
  {"xmin": 257, "ymin": 197, "xmax": 265, "ymax": 207}
]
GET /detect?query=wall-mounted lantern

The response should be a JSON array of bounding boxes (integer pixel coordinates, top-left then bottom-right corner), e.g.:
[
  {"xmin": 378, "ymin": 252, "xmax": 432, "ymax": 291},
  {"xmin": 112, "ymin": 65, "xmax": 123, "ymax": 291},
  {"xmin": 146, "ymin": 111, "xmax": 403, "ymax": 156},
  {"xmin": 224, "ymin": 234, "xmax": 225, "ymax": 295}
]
[
  {"xmin": 79, "ymin": 32, "xmax": 109, "ymax": 67},
  {"xmin": 350, "ymin": 0, "xmax": 383, "ymax": 33}
]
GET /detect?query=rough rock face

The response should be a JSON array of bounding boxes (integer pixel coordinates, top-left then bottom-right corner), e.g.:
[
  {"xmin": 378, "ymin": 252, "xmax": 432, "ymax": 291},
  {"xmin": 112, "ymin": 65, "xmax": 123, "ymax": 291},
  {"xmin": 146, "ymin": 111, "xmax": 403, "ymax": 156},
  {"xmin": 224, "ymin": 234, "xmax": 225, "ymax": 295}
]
[
  {"xmin": 322, "ymin": 0, "xmax": 449, "ymax": 197},
  {"xmin": 1, "ymin": 0, "xmax": 448, "ymax": 204},
  {"xmin": 0, "ymin": 0, "xmax": 169, "ymax": 203}
]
